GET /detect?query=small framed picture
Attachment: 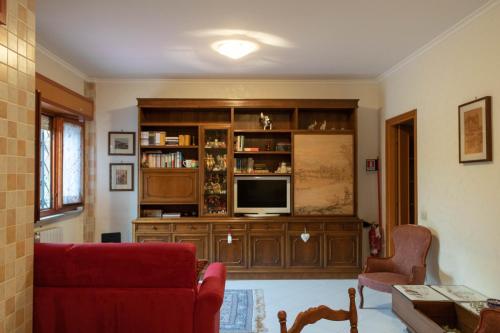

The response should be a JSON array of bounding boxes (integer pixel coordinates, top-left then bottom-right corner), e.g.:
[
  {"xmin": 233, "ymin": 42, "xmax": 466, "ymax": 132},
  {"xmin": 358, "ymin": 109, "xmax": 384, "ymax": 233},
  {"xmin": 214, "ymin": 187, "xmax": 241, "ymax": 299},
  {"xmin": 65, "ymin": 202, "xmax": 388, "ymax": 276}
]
[
  {"xmin": 0, "ymin": 0, "xmax": 6, "ymax": 25},
  {"xmin": 110, "ymin": 163, "xmax": 134, "ymax": 191},
  {"xmin": 458, "ymin": 96, "xmax": 492, "ymax": 163},
  {"xmin": 108, "ymin": 132, "xmax": 136, "ymax": 155}
]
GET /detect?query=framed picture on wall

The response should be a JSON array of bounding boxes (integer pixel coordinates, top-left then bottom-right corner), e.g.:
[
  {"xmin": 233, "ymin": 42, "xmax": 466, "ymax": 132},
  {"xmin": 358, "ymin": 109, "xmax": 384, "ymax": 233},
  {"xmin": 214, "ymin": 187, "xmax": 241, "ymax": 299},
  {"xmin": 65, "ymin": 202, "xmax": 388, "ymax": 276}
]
[
  {"xmin": 458, "ymin": 96, "xmax": 492, "ymax": 163},
  {"xmin": 110, "ymin": 163, "xmax": 134, "ymax": 191},
  {"xmin": 0, "ymin": 0, "xmax": 6, "ymax": 25},
  {"xmin": 108, "ymin": 131, "xmax": 136, "ymax": 155}
]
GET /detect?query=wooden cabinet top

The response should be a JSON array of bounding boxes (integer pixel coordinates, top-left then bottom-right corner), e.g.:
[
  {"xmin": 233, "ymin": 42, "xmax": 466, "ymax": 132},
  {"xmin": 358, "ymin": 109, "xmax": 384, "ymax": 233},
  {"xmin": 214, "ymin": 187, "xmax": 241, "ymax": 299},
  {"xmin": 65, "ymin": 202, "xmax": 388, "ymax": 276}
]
[
  {"xmin": 133, "ymin": 216, "xmax": 363, "ymax": 224},
  {"xmin": 137, "ymin": 98, "xmax": 359, "ymax": 109}
]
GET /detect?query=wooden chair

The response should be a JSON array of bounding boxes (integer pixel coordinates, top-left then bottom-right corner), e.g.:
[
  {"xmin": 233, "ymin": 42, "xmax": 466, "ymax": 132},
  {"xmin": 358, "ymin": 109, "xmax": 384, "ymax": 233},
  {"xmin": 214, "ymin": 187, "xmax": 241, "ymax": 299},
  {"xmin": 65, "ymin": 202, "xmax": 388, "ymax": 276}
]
[
  {"xmin": 277, "ymin": 288, "xmax": 358, "ymax": 333},
  {"xmin": 474, "ymin": 308, "xmax": 500, "ymax": 333}
]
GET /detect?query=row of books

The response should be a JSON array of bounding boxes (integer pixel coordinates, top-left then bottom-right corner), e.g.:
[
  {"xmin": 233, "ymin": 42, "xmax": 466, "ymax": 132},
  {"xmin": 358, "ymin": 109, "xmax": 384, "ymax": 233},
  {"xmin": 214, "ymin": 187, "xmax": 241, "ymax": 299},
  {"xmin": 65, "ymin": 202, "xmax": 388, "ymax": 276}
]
[
  {"xmin": 142, "ymin": 151, "xmax": 185, "ymax": 168},
  {"xmin": 234, "ymin": 135, "xmax": 245, "ymax": 152},
  {"xmin": 141, "ymin": 131, "xmax": 180, "ymax": 146}
]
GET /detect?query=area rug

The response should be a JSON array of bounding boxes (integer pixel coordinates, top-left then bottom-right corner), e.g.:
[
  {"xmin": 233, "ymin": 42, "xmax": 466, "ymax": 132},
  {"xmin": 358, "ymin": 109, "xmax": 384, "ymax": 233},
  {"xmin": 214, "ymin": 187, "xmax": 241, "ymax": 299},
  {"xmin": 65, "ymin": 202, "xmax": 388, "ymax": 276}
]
[{"xmin": 220, "ymin": 289, "xmax": 266, "ymax": 333}]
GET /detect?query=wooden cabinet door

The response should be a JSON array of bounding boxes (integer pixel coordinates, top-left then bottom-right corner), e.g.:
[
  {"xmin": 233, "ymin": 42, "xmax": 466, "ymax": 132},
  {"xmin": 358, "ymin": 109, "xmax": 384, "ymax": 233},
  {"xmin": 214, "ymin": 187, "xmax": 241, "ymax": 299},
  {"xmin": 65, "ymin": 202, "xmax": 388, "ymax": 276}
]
[
  {"xmin": 136, "ymin": 234, "xmax": 171, "ymax": 243},
  {"xmin": 326, "ymin": 234, "xmax": 359, "ymax": 268},
  {"xmin": 213, "ymin": 233, "xmax": 247, "ymax": 268},
  {"xmin": 288, "ymin": 232, "xmax": 323, "ymax": 268},
  {"xmin": 141, "ymin": 169, "xmax": 198, "ymax": 203},
  {"xmin": 249, "ymin": 233, "xmax": 284, "ymax": 268},
  {"xmin": 173, "ymin": 234, "xmax": 209, "ymax": 261}
]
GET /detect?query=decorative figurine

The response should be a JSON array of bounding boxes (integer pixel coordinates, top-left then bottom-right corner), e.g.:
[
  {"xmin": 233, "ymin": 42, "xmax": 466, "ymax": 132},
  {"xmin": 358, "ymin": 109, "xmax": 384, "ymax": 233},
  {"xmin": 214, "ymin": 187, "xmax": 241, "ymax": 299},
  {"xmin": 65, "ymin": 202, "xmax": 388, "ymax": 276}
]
[
  {"xmin": 307, "ymin": 120, "xmax": 317, "ymax": 130},
  {"xmin": 259, "ymin": 112, "xmax": 272, "ymax": 130},
  {"xmin": 319, "ymin": 120, "xmax": 327, "ymax": 130}
]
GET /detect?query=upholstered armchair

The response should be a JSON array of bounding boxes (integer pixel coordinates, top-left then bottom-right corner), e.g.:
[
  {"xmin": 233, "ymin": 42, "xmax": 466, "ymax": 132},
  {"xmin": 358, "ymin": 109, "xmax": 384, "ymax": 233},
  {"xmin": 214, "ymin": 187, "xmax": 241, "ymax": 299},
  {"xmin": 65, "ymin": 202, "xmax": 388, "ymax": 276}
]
[
  {"xmin": 475, "ymin": 309, "xmax": 500, "ymax": 333},
  {"xmin": 358, "ymin": 224, "xmax": 432, "ymax": 308}
]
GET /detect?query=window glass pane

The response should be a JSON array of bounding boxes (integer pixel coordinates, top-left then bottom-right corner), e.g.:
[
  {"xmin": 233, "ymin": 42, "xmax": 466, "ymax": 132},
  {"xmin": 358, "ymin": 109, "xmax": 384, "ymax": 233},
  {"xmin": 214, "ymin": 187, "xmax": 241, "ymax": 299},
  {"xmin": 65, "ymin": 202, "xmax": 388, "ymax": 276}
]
[
  {"xmin": 40, "ymin": 115, "xmax": 52, "ymax": 210},
  {"xmin": 63, "ymin": 121, "xmax": 83, "ymax": 205}
]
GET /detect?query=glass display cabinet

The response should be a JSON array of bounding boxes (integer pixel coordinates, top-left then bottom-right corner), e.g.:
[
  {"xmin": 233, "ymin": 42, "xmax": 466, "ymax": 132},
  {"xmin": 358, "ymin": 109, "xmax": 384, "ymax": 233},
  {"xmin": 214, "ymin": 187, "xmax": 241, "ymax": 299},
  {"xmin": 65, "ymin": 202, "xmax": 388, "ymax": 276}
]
[{"xmin": 201, "ymin": 126, "xmax": 230, "ymax": 216}]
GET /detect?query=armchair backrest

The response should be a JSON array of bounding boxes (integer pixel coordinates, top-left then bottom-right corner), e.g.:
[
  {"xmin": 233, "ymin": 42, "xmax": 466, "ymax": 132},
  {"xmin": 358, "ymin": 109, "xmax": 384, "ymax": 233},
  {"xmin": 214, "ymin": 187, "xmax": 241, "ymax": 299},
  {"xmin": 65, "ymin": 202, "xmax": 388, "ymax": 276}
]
[
  {"xmin": 475, "ymin": 309, "xmax": 500, "ymax": 333},
  {"xmin": 391, "ymin": 225, "xmax": 432, "ymax": 276}
]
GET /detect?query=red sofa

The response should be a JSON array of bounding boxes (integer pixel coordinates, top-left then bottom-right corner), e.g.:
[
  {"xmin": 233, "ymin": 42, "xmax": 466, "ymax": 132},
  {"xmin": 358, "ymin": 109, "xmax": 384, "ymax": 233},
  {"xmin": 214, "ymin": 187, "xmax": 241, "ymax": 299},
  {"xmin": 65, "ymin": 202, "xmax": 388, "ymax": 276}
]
[{"xmin": 34, "ymin": 243, "xmax": 226, "ymax": 333}]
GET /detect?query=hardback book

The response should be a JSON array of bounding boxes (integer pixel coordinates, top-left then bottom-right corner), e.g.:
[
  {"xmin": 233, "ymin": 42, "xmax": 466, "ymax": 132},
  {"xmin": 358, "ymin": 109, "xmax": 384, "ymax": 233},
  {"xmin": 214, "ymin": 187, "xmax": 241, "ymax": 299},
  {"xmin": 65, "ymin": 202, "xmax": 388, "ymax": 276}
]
[
  {"xmin": 394, "ymin": 285, "xmax": 449, "ymax": 302},
  {"xmin": 430, "ymin": 285, "xmax": 488, "ymax": 302},
  {"xmin": 243, "ymin": 147, "xmax": 259, "ymax": 152}
]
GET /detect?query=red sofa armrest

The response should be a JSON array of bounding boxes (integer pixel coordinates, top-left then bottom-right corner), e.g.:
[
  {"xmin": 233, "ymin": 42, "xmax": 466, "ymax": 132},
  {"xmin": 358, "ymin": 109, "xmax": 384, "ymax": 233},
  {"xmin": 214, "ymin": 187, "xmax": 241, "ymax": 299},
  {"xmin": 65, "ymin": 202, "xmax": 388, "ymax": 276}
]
[
  {"xmin": 364, "ymin": 256, "xmax": 395, "ymax": 273},
  {"xmin": 194, "ymin": 263, "xmax": 226, "ymax": 333},
  {"xmin": 409, "ymin": 265, "xmax": 426, "ymax": 284}
]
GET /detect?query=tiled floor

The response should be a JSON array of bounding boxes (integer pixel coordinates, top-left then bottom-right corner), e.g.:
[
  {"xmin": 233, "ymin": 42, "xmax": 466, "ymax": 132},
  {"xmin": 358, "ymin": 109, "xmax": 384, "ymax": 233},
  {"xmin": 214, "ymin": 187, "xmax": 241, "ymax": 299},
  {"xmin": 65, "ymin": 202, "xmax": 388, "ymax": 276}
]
[{"xmin": 225, "ymin": 279, "xmax": 407, "ymax": 333}]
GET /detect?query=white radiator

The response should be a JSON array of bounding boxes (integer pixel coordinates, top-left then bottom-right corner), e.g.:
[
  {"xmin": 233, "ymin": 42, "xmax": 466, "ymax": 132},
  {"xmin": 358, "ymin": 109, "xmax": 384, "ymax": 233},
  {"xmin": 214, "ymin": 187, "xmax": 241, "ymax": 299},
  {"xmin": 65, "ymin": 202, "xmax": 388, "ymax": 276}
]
[{"xmin": 36, "ymin": 227, "xmax": 64, "ymax": 243}]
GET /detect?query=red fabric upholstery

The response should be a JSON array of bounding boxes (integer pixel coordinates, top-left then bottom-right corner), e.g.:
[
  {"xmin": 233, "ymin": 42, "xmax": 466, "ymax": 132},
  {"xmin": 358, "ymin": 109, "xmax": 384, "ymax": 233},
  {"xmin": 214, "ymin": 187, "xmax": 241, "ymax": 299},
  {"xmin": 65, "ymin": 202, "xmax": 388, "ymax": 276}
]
[
  {"xmin": 34, "ymin": 243, "xmax": 226, "ymax": 333},
  {"xmin": 358, "ymin": 225, "xmax": 432, "ymax": 307},
  {"xmin": 475, "ymin": 309, "xmax": 500, "ymax": 333}
]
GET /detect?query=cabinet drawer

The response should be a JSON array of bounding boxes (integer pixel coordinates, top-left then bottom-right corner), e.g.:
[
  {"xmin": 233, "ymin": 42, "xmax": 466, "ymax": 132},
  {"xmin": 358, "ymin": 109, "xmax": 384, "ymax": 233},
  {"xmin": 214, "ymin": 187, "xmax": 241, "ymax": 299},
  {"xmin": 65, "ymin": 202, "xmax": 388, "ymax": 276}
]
[
  {"xmin": 136, "ymin": 223, "xmax": 171, "ymax": 232},
  {"xmin": 213, "ymin": 223, "xmax": 246, "ymax": 232},
  {"xmin": 249, "ymin": 222, "xmax": 285, "ymax": 231},
  {"xmin": 141, "ymin": 169, "xmax": 198, "ymax": 204},
  {"xmin": 325, "ymin": 223, "xmax": 360, "ymax": 232},
  {"xmin": 173, "ymin": 223, "xmax": 209, "ymax": 232},
  {"xmin": 136, "ymin": 234, "xmax": 171, "ymax": 243},
  {"xmin": 288, "ymin": 223, "xmax": 323, "ymax": 231}
]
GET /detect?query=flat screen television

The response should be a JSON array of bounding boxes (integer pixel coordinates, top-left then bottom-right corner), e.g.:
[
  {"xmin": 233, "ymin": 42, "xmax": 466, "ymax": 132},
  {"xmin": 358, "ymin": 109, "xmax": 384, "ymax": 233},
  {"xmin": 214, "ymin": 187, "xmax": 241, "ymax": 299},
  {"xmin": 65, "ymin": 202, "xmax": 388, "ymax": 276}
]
[{"xmin": 233, "ymin": 176, "xmax": 291, "ymax": 215}]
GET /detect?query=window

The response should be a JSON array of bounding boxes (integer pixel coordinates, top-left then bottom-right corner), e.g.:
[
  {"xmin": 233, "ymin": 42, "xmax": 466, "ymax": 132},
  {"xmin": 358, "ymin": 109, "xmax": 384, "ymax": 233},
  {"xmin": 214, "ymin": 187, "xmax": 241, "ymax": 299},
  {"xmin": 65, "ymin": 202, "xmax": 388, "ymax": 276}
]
[{"xmin": 38, "ymin": 113, "xmax": 84, "ymax": 218}]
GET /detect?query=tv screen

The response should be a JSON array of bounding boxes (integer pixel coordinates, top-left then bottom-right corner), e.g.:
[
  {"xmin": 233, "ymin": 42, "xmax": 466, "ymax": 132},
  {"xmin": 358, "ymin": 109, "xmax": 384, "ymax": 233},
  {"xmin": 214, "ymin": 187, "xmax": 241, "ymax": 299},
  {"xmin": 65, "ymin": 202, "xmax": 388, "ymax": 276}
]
[{"xmin": 234, "ymin": 176, "xmax": 290, "ymax": 214}]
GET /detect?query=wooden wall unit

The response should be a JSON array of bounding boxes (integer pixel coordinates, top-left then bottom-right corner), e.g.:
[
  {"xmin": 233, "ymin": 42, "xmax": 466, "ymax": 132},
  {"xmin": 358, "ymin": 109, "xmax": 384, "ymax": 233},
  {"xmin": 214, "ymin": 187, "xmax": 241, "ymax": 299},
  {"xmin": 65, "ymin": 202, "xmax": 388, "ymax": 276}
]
[{"xmin": 135, "ymin": 98, "xmax": 362, "ymax": 278}]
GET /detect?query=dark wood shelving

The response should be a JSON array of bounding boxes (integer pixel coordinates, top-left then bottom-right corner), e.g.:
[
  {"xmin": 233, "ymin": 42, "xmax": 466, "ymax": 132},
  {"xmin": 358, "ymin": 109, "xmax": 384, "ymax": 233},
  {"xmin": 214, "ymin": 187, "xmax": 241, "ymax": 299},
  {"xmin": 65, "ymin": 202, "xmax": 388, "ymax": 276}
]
[
  {"xmin": 141, "ymin": 145, "xmax": 199, "ymax": 149},
  {"xmin": 234, "ymin": 173, "xmax": 292, "ymax": 176},
  {"xmin": 136, "ymin": 98, "xmax": 361, "ymax": 279},
  {"xmin": 234, "ymin": 151, "xmax": 291, "ymax": 155}
]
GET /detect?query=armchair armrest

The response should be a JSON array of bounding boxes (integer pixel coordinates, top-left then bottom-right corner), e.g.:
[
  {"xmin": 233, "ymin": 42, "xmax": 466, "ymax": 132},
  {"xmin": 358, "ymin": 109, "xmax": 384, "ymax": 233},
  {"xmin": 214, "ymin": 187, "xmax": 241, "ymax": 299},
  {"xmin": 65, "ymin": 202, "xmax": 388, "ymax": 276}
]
[
  {"xmin": 194, "ymin": 263, "xmax": 226, "ymax": 333},
  {"xmin": 364, "ymin": 256, "xmax": 395, "ymax": 273},
  {"xmin": 409, "ymin": 265, "xmax": 426, "ymax": 284}
]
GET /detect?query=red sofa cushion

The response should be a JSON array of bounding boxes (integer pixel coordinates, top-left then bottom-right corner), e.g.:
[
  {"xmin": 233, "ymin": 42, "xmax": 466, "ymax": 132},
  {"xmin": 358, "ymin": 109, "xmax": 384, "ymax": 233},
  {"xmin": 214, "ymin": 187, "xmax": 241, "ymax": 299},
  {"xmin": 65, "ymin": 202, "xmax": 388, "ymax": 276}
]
[{"xmin": 35, "ymin": 242, "xmax": 197, "ymax": 288}]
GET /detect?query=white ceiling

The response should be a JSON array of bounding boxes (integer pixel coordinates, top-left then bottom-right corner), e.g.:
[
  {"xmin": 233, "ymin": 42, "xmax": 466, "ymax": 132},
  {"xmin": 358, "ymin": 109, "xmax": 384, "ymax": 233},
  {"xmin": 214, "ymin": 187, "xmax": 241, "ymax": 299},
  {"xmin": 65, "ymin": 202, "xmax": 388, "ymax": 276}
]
[{"xmin": 37, "ymin": 0, "xmax": 489, "ymax": 79}]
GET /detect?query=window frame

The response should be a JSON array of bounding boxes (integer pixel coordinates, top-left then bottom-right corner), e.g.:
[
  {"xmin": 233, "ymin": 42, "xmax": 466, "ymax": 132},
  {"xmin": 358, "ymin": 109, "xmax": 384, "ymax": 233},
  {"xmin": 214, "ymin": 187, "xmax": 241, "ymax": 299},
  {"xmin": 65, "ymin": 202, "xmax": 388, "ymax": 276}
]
[{"xmin": 36, "ymin": 97, "xmax": 85, "ymax": 220}]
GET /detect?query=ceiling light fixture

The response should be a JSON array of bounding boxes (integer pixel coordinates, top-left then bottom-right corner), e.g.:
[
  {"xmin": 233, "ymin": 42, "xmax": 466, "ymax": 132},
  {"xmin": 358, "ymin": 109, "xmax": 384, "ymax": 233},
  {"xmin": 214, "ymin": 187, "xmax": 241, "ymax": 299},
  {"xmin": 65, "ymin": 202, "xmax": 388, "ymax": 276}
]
[{"xmin": 211, "ymin": 40, "xmax": 259, "ymax": 59}]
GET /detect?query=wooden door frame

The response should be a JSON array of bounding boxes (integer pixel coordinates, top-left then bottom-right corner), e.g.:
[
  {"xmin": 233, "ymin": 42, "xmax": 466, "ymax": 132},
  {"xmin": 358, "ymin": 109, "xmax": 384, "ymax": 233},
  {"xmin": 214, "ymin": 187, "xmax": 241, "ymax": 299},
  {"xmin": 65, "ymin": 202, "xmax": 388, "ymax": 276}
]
[{"xmin": 385, "ymin": 110, "xmax": 417, "ymax": 256}]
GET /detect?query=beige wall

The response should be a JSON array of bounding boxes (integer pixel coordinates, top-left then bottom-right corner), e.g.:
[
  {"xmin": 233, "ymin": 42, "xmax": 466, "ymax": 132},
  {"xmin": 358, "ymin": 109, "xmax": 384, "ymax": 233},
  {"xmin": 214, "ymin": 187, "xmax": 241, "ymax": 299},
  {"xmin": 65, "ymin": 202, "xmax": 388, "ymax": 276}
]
[
  {"xmin": 0, "ymin": 0, "xmax": 36, "ymax": 331},
  {"xmin": 380, "ymin": 3, "xmax": 500, "ymax": 296},
  {"xmin": 34, "ymin": 48, "xmax": 88, "ymax": 243},
  {"xmin": 36, "ymin": 46, "xmax": 85, "ymax": 95},
  {"xmin": 94, "ymin": 79, "xmax": 381, "ymax": 244}
]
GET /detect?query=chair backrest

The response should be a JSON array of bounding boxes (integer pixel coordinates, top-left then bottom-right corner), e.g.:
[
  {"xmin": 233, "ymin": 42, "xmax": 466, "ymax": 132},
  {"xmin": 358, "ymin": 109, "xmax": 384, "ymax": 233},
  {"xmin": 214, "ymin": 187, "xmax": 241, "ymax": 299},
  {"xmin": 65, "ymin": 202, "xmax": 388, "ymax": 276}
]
[
  {"xmin": 278, "ymin": 288, "xmax": 358, "ymax": 333},
  {"xmin": 392, "ymin": 224, "xmax": 432, "ymax": 276},
  {"xmin": 475, "ymin": 309, "xmax": 500, "ymax": 333}
]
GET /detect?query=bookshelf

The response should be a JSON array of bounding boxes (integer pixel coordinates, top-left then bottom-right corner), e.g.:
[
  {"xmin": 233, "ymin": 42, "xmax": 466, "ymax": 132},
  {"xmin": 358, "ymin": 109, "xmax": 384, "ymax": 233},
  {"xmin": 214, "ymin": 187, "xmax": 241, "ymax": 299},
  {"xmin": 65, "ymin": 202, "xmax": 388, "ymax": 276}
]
[{"xmin": 135, "ymin": 98, "xmax": 362, "ymax": 278}]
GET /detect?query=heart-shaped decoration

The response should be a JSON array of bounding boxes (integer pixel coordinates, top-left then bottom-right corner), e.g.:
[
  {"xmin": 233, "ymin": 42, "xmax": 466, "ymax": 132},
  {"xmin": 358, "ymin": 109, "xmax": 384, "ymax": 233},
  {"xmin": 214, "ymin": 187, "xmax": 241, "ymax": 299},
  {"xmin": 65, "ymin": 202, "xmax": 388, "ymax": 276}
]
[{"xmin": 301, "ymin": 232, "xmax": 310, "ymax": 243}]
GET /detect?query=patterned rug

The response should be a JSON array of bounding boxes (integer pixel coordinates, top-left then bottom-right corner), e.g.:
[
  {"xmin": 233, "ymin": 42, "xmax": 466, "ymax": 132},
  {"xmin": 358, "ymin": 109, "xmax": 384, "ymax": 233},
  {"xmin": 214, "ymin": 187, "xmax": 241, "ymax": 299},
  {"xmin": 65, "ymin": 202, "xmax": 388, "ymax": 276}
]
[{"xmin": 220, "ymin": 289, "xmax": 266, "ymax": 333}]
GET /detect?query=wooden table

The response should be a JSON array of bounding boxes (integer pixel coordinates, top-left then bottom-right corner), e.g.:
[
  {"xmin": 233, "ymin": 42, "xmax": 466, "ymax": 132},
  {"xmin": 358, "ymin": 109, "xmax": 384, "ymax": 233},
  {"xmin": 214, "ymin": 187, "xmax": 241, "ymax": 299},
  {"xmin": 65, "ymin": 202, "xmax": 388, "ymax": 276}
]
[{"xmin": 392, "ymin": 285, "xmax": 486, "ymax": 333}]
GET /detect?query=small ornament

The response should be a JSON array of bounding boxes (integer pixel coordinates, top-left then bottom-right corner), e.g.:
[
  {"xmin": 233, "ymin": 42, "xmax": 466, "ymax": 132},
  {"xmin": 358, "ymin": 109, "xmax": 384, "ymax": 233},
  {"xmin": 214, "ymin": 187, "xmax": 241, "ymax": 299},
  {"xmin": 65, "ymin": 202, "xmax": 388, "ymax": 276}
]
[
  {"xmin": 319, "ymin": 120, "xmax": 327, "ymax": 130},
  {"xmin": 307, "ymin": 121, "xmax": 317, "ymax": 130},
  {"xmin": 259, "ymin": 112, "xmax": 272, "ymax": 130},
  {"xmin": 227, "ymin": 227, "xmax": 233, "ymax": 244},
  {"xmin": 300, "ymin": 226, "xmax": 310, "ymax": 243}
]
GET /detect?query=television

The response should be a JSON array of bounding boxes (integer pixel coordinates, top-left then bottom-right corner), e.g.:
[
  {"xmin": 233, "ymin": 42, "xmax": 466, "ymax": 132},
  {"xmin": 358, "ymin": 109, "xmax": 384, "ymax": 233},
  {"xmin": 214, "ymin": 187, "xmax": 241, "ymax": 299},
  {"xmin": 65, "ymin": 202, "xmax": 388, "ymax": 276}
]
[{"xmin": 233, "ymin": 176, "xmax": 291, "ymax": 215}]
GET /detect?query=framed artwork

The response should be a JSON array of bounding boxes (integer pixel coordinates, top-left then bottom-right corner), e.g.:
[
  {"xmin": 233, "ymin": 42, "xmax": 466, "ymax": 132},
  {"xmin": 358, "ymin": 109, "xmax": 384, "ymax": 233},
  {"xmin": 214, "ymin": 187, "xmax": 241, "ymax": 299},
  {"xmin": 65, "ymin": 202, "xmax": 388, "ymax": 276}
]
[
  {"xmin": 458, "ymin": 96, "xmax": 492, "ymax": 163},
  {"xmin": 109, "ymin": 163, "xmax": 134, "ymax": 191},
  {"xmin": 0, "ymin": 0, "xmax": 6, "ymax": 25},
  {"xmin": 294, "ymin": 134, "xmax": 354, "ymax": 216},
  {"xmin": 108, "ymin": 132, "xmax": 136, "ymax": 155}
]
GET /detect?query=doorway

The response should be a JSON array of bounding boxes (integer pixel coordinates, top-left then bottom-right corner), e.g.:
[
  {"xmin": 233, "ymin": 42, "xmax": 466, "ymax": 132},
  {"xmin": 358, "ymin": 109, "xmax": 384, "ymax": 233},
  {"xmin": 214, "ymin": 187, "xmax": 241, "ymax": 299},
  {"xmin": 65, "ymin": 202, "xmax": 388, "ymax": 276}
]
[{"xmin": 385, "ymin": 110, "xmax": 417, "ymax": 255}]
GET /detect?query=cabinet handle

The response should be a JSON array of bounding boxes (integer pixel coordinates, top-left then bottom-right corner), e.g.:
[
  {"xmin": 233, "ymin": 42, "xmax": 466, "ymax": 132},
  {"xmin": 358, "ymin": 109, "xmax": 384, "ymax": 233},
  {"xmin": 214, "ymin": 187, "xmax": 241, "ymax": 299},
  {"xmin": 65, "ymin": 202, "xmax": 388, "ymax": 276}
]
[
  {"xmin": 153, "ymin": 226, "xmax": 157, "ymax": 230},
  {"xmin": 190, "ymin": 225, "xmax": 195, "ymax": 230}
]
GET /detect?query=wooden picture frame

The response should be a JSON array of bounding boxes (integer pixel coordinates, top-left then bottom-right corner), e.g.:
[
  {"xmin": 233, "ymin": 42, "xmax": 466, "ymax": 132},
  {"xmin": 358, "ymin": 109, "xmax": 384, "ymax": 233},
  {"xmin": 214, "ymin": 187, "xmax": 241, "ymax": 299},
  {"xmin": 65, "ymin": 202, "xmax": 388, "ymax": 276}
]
[
  {"xmin": 293, "ymin": 133, "xmax": 354, "ymax": 216},
  {"xmin": 458, "ymin": 96, "xmax": 492, "ymax": 163},
  {"xmin": 108, "ymin": 131, "xmax": 136, "ymax": 156},
  {"xmin": 0, "ymin": 0, "xmax": 6, "ymax": 26},
  {"xmin": 110, "ymin": 163, "xmax": 134, "ymax": 191}
]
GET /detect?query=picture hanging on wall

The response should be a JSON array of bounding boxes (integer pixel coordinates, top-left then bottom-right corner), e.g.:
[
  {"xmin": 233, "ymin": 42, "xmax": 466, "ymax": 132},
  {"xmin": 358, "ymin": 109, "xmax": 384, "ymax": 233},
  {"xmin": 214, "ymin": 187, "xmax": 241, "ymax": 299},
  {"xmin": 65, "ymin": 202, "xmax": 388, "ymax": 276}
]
[
  {"xmin": 0, "ymin": 0, "xmax": 6, "ymax": 25},
  {"xmin": 110, "ymin": 163, "xmax": 134, "ymax": 191},
  {"xmin": 108, "ymin": 131, "xmax": 136, "ymax": 155},
  {"xmin": 458, "ymin": 96, "xmax": 492, "ymax": 163}
]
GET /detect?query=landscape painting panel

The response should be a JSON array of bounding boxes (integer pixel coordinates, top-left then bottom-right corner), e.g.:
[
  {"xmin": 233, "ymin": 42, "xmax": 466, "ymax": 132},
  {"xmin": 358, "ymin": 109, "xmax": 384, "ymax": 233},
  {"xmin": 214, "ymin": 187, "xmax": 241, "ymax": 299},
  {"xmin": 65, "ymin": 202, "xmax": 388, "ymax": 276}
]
[{"xmin": 294, "ymin": 134, "xmax": 353, "ymax": 215}]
